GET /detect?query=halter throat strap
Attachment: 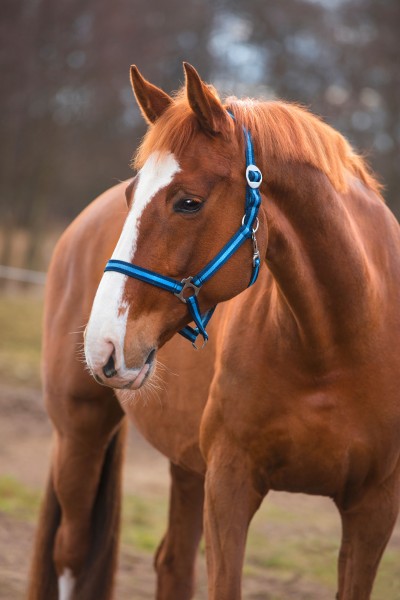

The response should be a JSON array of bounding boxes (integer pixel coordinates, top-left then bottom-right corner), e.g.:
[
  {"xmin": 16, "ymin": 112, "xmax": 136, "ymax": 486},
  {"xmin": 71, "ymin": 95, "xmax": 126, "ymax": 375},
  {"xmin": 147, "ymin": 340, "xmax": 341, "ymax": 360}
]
[{"xmin": 104, "ymin": 114, "xmax": 263, "ymax": 348}]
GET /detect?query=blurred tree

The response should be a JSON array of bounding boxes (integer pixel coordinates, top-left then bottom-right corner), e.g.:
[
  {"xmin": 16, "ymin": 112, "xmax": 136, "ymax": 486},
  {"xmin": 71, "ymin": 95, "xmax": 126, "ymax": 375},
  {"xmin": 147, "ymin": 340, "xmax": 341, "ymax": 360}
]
[
  {"xmin": 339, "ymin": 0, "xmax": 400, "ymax": 214},
  {"xmin": 212, "ymin": 0, "xmax": 400, "ymax": 213},
  {"xmin": 0, "ymin": 0, "xmax": 215, "ymax": 267},
  {"xmin": 0, "ymin": 0, "xmax": 399, "ymax": 269}
]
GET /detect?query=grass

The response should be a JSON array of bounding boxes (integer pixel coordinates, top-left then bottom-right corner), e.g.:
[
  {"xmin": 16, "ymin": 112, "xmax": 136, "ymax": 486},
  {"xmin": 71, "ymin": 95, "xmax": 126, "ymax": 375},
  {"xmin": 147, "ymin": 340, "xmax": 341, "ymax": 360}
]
[
  {"xmin": 245, "ymin": 499, "xmax": 339, "ymax": 590},
  {"xmin": 0, "ymin": 292, "xmax": 399, "ymax": 598},
  {"xmin": 245, "ymin": 496, "xmax": 400, "ymax": 598},
  {"xmin": 0, "ymin": 472, "xmax": 167, "ymax": 553},
  {"xmin": 0, "ymin": 476, "xmax": 41, "ymax": 522},
  {"xmin": 0, "ymin": 292, "xmax": 43, "ymax": 386},
  {"xmin": 0, "ymin": 473, "xmax": 399, "ymax": 598},
  {"xmin": 122, "ymin": 494, "xmax": 167, "ymax": 552}
]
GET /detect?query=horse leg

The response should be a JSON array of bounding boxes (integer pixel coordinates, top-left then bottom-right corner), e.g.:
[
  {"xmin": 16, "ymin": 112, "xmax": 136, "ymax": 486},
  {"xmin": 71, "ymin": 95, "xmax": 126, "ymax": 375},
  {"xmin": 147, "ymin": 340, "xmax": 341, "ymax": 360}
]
[
  {"xmin": 52, "ymin": 432, "xmax": 102, "ymax": 588},
  {"xmin": 53, "ymin": 415, "xmax": 126, "ymax": 600},
  {"xmin": 154, "ymin": 462, "xmax": 204, "ymax": 600},
  {"xmin": 28, "ymin": 391, "xmax": 125, "ymax": 600},
  {"xmin": 203, "ymin": 444, "xmax": 264, "ymax": 600},
  {"xmin": 336, "ymin": 468, "xmax": 400, "ymax": 600}
]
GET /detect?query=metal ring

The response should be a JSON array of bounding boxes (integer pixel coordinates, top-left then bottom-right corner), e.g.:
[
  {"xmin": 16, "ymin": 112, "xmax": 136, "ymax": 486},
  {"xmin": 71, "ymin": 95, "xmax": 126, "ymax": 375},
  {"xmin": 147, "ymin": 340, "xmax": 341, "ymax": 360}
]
[{"xmin": 241, "ymin": 216, "xmax": 260, "ymax": 232}]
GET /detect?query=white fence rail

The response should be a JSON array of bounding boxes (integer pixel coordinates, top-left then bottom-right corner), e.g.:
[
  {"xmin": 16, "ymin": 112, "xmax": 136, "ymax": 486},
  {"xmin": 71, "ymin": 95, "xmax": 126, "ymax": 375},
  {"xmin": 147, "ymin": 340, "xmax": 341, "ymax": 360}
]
[{"xmin": 0, "ymin": 265, "xmax": 47, "ymax": 285}]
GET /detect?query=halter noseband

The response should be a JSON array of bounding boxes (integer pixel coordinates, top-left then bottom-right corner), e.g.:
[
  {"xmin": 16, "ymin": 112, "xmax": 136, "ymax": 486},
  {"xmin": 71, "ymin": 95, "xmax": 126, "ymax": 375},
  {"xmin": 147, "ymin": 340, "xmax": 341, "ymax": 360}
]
[{"xmin": 104, "ymin": 114, "xmax": 263, "ymax": 348}]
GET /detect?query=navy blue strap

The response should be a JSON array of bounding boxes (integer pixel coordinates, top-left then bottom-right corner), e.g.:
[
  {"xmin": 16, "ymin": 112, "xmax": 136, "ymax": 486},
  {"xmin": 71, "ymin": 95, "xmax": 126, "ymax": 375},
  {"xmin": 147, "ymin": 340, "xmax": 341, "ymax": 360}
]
[
  {"xmin": 104, "ymin": 111, "xmax": 263, "ymax": 347},
  {"xmin": 179, "ymin": 306, "xmax": 215, "ymax": 347},
  {"xmin": 186, "ymin": 295, "xmax": 207, "ymax": 339},
  {"xmin": 105, "ymin": 260, "xmax": 183, "ymax": 295},
  {"xmin": 193, "ymin": 223, "xmax": 252, "ymax": 287}
]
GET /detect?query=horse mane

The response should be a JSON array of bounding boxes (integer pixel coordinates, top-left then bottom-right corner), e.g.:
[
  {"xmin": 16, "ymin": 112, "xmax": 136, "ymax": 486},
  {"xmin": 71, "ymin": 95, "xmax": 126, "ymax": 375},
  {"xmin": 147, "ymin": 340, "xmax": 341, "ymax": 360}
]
[{"xmin": 134, "ymin": 88, "xmax": 383, "ymax": 198}]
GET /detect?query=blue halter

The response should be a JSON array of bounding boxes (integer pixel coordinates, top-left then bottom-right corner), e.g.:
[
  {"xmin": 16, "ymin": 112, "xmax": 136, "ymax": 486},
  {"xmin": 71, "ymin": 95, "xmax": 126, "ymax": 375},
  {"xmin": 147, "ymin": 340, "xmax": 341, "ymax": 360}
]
[{"xmin": 104, "ymin": 116, "xmax": 263, "ymax": 348}]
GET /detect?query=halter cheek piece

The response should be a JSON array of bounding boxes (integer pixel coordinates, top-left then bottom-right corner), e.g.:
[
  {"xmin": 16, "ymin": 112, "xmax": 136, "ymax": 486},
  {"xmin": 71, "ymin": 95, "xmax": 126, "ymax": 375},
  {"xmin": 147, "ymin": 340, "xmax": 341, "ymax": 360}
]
[{"xmin": 104, "ymin": 113, "xmax": 263, "ymax": 348}]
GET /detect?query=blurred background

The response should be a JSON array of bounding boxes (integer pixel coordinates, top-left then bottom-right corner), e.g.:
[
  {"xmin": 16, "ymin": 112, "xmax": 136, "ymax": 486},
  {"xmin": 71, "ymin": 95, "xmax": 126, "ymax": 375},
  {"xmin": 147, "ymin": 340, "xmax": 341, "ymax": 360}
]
[
  {"xmin": 0, "ymin": 1, "xmax": 399, "ymax": 598},
  {"xmin": 1, "ymin": 0, "xmax": 399, "ymax": 272}
]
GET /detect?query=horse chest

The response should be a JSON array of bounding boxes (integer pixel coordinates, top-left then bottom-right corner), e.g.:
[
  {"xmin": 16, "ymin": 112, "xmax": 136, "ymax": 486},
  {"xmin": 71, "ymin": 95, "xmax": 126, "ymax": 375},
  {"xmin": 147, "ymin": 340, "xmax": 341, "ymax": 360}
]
[{"xmin": 204, "ymin": 358, "xmax": 400, "ymax": 498}]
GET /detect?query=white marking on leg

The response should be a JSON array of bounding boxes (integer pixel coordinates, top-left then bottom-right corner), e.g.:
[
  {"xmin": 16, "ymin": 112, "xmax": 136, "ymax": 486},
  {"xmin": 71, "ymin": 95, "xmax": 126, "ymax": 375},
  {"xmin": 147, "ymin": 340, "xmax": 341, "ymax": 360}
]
[
  {"xmin": 84, "ymin": 152, "xmax": 180, "ymax": 377},
  {"xmin": 58, "ymin": 567, "xmax": 75, "ymax": 600}
]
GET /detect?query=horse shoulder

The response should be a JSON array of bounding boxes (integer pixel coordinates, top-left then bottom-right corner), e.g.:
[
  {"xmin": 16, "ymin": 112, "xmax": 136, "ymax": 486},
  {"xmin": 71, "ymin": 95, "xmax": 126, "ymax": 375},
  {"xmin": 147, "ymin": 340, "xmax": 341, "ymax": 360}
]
[{"xmin": 43, "ymin": 181, "xmax": 129, "ymax": 405}]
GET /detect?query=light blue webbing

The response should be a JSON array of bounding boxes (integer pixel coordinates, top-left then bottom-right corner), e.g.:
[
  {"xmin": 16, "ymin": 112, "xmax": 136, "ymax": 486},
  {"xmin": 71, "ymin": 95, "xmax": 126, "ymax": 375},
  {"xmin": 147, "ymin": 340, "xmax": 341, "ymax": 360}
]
[{"xmin": 104, "ymin": 112, "xmax": 263, "ymax": 348}]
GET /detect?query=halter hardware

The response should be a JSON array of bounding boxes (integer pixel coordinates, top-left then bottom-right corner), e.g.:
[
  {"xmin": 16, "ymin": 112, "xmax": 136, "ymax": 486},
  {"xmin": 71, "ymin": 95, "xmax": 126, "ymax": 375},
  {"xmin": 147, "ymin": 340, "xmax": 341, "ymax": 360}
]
[
  {"xmin": 246, "ymin": 164, "xmax": 262, "ymax": 189},
  {"xmin": 174, "ymin": 277, "xmax": 200, "ymax": 304},
  {"xmin": 104, "ymin": 112, "xmax": 263, "ymax": 348},
  {"xmin": 252, "ymin": 229, "xmax": 260, "ymax": 267}
]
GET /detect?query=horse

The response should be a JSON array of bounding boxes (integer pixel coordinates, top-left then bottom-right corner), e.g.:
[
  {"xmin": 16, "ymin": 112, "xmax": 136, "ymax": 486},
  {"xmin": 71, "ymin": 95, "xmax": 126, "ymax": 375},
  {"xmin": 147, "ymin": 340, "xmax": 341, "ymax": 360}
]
[{"xmin": 28, "ymin": 63, "xmax": 400, "ymax": 600}]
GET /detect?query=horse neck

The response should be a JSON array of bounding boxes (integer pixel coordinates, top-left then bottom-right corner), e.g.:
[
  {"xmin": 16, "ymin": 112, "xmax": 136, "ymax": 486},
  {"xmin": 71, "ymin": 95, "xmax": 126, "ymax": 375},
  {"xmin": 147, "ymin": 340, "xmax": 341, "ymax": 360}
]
[{"xmin": 262, "ymin": 162, "xmax": 374, "ymax": 362}]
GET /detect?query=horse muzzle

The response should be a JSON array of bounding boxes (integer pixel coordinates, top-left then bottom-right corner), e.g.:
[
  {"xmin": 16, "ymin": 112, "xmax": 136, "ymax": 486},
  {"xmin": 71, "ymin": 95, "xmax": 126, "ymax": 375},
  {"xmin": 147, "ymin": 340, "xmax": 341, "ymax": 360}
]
[{"xmin": 85, "ymin": 334, "xmax": 156, "ymax": 390}]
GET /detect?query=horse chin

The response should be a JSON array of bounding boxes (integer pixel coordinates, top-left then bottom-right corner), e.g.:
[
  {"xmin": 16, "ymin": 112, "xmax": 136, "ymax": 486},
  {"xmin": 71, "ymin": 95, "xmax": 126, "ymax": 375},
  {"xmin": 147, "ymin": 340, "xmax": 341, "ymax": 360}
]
[{"xmin": 91, "ymin": 351, "xmax": 157, "ymax": 390}]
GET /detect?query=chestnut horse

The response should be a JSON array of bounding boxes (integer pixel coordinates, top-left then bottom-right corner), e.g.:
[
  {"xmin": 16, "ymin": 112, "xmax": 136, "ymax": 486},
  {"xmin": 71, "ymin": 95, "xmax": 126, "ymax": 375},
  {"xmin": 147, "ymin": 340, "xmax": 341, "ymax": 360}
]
[{"xmin": 29, "ymin": 63, "xmax": 400, "ymax": 600}]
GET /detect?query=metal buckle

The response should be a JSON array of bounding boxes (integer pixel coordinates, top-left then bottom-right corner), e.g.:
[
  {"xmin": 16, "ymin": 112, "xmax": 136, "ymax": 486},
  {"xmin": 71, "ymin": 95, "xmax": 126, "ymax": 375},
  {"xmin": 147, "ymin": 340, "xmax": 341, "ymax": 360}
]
[
  {"xmin": 246, "ymin": 164, "xmax": 263, "ymax": 189},
  {"xmin": 192, "ymin": 337, "xmax": 208, "ymax": 350},
  {"xmin": 252, "ymin": 249, "xmax": 260, "ymax": 267},
  {"xmin": 174, "ymin": 276, "xmax": 200, "ymax": 304},
  {"xmin": 252, "ymin": 221, "xmax": 260, "ymax": 266}
]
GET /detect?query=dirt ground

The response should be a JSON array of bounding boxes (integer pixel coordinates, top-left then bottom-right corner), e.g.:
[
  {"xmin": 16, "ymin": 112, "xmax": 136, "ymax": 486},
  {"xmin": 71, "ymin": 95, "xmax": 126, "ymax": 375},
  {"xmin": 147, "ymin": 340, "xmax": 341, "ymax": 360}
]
[{"xmin": 0, "ymin": 382, "xmax": 399, "ymax": 600}]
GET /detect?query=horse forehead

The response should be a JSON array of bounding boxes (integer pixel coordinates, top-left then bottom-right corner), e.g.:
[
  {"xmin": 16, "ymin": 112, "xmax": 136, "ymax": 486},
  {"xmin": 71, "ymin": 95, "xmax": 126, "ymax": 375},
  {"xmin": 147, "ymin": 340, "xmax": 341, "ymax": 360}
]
[
  {"xmin": 135, "ymin": 151, "xmax": 181, "ymax": 208},
  {"xmin": 110, "ymin": 151, "xmax": 180, "ymax": 264},
  {"xmin": 181, "ymin": 136, "xmax": 234, "ymax": 169}
]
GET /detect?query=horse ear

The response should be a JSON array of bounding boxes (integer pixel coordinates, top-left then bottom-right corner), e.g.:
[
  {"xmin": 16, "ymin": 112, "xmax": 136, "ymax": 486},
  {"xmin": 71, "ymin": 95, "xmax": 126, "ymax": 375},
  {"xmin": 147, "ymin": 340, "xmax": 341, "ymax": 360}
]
[
  {"xmin": 130, "ymin": 65, "xmax": 173, "ymax": 124},
  {"xmin": 183, "ymin": 62, "xmax": 227, "ymax": 135}
]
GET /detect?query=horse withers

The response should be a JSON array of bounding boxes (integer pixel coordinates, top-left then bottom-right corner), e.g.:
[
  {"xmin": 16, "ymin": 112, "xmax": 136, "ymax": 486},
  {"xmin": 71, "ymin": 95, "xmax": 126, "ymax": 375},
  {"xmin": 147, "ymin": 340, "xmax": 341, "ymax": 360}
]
[{"xmin": 30, "ymin": 63, "xmax": 400, "ymax": 600}]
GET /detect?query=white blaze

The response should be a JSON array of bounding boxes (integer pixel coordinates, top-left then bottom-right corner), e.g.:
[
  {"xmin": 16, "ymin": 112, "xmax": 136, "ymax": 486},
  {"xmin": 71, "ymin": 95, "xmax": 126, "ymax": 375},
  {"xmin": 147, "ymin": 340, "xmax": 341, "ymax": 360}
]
[
  {"xmin": 85, "ymin": 152, "xmax": 180, "ymax": 375},
  {"xmin": 58, "ymin": 568, "xmax": 75, "ymax": 600},
  {"xmin": 113, "ymin": 152, "xmax": 181, "ymax": 262}
]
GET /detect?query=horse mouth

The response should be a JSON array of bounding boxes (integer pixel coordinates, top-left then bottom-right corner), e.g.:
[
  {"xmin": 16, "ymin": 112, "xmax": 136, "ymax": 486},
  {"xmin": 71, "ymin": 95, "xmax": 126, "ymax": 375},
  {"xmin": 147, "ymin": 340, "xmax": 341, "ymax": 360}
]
[
  {"xmin": 121, "ymin": 347, "xmax": 157, "ymax": 390},
  {"xmin": 145, "ymin": 348, "xmax": 156, "ymax": 366},
  {"xmin": 90, "ymin": 347, "xmax": 157, "ymax": 390},
  {"xmin": 125, "ymin": 364, "xmax": 149, "ymax": 389}
]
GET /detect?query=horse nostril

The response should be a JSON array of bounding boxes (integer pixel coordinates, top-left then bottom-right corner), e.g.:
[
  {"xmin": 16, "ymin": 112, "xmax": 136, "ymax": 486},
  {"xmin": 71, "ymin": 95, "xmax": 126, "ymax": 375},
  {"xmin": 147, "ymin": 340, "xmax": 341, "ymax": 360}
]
[{"xmin": 103, "ymin": 353, "xmax": 118, "ymax": 379}]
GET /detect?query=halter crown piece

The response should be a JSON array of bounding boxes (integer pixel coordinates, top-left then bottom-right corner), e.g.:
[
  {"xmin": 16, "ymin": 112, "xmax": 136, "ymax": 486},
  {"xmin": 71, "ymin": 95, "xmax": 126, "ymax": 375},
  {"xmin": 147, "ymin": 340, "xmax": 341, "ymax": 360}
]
[{"xmin": 105, "ymin": 112, "xmax": 263, "ymax": 348}]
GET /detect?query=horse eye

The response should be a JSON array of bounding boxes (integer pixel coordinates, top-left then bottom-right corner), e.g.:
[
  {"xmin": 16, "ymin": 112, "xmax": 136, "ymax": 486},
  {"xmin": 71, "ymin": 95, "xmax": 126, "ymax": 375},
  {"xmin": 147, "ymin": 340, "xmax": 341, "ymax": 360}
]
[{"xmin": 173, "ymin": 198, "xmax": 203, "ymax": 213}]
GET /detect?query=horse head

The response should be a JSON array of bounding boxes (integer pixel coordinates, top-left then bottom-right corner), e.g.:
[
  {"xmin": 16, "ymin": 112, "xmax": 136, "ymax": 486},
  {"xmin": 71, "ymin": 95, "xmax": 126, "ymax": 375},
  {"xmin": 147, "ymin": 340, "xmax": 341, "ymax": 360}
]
[{"xmin": 84, "ymin": 63, "xmax": 268, "ymax": 389}]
